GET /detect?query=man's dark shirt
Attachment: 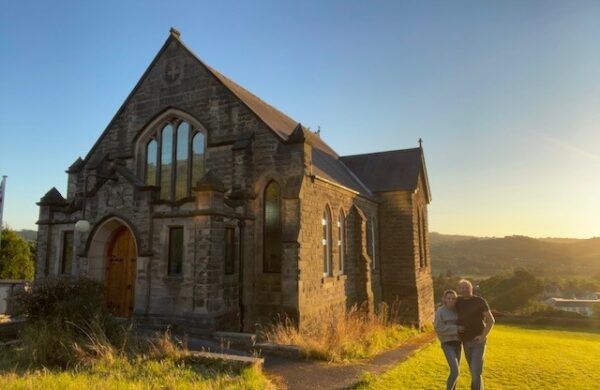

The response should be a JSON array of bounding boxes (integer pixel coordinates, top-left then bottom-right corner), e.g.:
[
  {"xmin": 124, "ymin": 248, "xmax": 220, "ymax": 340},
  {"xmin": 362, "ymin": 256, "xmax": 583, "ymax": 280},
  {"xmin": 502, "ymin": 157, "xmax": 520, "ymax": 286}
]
[{"xmin": 456, "ymin": 295, "xmax": 490, "ymax": 342}]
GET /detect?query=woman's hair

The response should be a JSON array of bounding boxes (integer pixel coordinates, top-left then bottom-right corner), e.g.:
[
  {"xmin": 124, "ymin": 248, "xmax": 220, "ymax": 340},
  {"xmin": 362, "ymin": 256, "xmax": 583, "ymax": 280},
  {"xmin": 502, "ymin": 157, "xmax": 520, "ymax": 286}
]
[{"xmin": 442, "ymin": 289, "xmax": 458, "ymax": 298}]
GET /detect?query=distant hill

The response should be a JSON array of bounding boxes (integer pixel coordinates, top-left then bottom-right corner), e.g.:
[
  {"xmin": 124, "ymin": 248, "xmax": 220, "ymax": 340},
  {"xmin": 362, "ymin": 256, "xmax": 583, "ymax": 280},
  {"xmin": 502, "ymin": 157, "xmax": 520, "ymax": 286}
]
[
  {"xmin": 14, "ymin": 229, "xmax": 37, "ymax": 242},
  {"xmin": 430, "ymin": 232, "xmax": 600, "ymax": 278}
]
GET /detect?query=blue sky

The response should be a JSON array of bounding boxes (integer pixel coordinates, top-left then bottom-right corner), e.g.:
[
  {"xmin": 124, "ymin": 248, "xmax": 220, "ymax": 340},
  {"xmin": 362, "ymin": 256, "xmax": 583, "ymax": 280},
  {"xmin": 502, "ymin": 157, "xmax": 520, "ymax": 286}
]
[{"xmin": 1, "ymin": 1, "xmax": 599, "ymax": 238}]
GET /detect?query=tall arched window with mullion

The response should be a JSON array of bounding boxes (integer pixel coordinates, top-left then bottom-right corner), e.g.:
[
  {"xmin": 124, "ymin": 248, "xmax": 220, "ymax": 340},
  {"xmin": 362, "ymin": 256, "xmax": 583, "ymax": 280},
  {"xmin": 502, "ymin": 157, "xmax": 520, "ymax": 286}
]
[
  {"xmin": 191, "ymin": 132, "xmax": 205, "ymax": 187},
  {"xmin": 160, "ymin": 124, "xmax": 173, "ymax": 199},
  {"xmin": 323, "ymin": 206, "xmax": 332, "ymax": 277},
  {"xmin": 145, "ymin": 139, "xmax": 158, "ymax": 185},
  {"xmin": 367, "ymin": 216, "xmax": 377, "ymax": 270},
  {"xmin": 338, "ymin": 210, "xmax": 345, "ymax": 274},
  {"xmin": 263, "ymin": 181, "xmax": 282, "ymax": 273},
  {"xmin": 420, "ymin": 208, "xmax": 428, "ymax": 268},
  {"xmin": 371, "ymin": 218, "xmax": 377, "ymax": 270},
  {"xmin": 175, "ymin": 122, "xmax": 189, "ymax": 199},
  {"xmin": 417, "ymin": 209, "xmax": 424, "ymax": 268}
]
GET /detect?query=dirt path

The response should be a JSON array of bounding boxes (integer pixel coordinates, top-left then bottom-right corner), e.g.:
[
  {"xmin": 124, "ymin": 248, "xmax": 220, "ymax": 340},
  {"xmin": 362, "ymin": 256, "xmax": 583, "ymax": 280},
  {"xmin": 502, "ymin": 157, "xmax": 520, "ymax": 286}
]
[{"xmin": 262, "ymin": 332, "xmax": 436, "ymax": 390}]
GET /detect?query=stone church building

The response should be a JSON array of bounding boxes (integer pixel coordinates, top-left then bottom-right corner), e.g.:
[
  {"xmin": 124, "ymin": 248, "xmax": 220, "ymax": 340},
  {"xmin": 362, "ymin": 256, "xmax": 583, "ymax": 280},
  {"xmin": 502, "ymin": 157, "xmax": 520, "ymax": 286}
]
[{"xmin": 36, "ymin": 29, "xmax": 434, "ymax": 332}]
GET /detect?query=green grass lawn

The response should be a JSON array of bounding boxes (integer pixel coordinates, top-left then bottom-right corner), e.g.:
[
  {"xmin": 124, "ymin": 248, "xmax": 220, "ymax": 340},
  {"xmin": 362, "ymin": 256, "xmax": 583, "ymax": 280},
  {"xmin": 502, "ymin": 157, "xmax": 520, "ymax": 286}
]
[
  {"xmin": 0, "ymin": 355, "xmax": 274, "ymax": 390},
  {"xmin": 357, "ymin": 324, "xmax": 600, "ymax": 390}
]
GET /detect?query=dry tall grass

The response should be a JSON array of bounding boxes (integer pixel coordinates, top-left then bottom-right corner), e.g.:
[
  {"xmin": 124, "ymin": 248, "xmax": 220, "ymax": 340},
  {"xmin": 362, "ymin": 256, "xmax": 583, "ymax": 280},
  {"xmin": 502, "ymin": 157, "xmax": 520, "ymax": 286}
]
[{"xmin": 261, "ymin": 302, "xmax": 419, "ymax": 362}]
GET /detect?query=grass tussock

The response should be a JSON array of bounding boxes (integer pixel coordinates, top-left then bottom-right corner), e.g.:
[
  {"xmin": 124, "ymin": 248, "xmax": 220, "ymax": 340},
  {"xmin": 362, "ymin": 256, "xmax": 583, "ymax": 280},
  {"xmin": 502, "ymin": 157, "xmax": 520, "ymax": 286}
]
[
  {"xmin": 1, "ymin": 277, "xmax": 274, "ymax": 389},
  {"xmin": 261, "ymin": 302, "xmax": 420, "ymax": 362},
  {"xmin": 0, "ymin": 353, "xmax": 273, "ymax": 390}
]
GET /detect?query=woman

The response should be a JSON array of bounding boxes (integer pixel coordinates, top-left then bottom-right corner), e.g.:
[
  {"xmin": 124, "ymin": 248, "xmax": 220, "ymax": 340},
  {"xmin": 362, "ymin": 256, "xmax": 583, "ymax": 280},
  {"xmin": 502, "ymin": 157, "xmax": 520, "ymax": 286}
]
[{"xmin": 434, "ymin": 289, "xmax": 463, "ymax": 390}]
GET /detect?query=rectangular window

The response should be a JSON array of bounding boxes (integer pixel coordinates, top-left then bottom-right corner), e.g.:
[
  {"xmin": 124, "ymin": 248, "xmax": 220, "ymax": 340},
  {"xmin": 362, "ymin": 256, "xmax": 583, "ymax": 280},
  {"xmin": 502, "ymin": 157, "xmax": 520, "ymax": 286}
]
[
  {"xmin": 168, "ymin": 227, "xmax": 184, "ymax": 275},
  {"xmin": 61, "ymin": 231, "xmax": 74, "ymax": 274},
  {"xmin": 224, "ymin": 227, "xmax": 235, "ymax": 275}
]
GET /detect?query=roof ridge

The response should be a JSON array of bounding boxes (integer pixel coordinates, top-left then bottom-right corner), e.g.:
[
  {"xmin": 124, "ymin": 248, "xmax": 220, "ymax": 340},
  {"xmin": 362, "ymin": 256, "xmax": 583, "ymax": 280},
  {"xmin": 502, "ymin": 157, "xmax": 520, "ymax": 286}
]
[
  {"xmin": 82, "ymin": 33, "xmax": 178, "ymax": 164},
  {"xmin": 175, "ymin": 37, "xmax": 299, "ymax": 140},
  {"xmin": 205, "ymin": 64, "xmax": 297, "ymax": 126},
  {"xmin": 342, "ymin": 147, "xmax": 421, "ymax": 159},
  {"xmin": 337, "ymin": 158, "xmax": 373, "ymax": 196}
]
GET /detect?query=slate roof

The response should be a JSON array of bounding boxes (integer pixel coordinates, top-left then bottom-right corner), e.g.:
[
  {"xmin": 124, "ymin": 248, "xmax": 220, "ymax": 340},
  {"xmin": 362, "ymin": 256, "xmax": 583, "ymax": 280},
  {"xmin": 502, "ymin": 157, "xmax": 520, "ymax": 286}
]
[
  {"xmin": 180, "ymin": 36, "xmax": 429, "ymax": 199},
  {"xmin": 311, "ymin": 148, "xmax": 372, "ymax": 195},
  {"xmin": 204, "ymin": 65, "xmax": 298, "ymax": 139},
  {"xmin": 38, "ymin": 187, "xmax": 67, "ymax": 205},
  {"xmin": 178, "ymin": 35, "xmax": 375, "ymax": 196},
  {"xmin": 341, "ymin": 148, "xmax": 431, "ymax": 200}
]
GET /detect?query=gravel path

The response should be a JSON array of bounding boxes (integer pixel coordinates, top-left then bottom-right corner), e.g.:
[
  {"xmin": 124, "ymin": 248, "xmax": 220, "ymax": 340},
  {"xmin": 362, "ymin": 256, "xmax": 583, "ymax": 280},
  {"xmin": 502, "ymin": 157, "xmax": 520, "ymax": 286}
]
[{"xmin": 262, "ymin": 332, "xmax": 436, "ymax": 390}]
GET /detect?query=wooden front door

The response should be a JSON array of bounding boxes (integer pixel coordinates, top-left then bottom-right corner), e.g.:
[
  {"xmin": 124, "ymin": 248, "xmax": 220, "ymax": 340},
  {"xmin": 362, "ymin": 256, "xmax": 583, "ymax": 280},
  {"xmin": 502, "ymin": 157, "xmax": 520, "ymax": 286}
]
[{"xmin": 106, "ymin": 227, "xmax": 136, "ymax": 317}]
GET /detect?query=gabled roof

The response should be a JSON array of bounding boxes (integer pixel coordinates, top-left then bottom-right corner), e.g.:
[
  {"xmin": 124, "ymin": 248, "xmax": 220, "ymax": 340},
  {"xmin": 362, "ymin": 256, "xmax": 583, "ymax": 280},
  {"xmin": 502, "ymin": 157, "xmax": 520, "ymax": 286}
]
[
  {"xmin": 341, "ymin": 148, "xmax": 432, "ymax": 201},
  {"xmin": 82, "ymin": 29, "xmax": 429, "ymax": 200}
]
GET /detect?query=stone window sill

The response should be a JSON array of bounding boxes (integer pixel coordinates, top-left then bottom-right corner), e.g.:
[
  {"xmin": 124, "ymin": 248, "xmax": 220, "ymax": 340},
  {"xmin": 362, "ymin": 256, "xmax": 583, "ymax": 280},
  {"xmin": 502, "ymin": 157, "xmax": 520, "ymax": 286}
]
[{"xmin": 163, "ymin": 275, "xmax": 184, "ymax": 283}]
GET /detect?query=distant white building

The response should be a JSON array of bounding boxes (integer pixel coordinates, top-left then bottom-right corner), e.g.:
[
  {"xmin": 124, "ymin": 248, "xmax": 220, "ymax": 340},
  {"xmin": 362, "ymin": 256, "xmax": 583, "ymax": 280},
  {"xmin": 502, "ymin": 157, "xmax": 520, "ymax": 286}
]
[
  {"xmin": 546, "ymin": 298, "xmax": 600, "ymax": 317},
  {"xmin": 542, "ymin": 285, "xmax": 563, "ymax": 299}
]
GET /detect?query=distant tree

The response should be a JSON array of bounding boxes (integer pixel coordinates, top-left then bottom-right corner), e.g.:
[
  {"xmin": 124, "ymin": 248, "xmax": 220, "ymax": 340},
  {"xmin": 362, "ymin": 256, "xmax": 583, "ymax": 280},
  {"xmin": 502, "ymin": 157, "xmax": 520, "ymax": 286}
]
[
  {"xmin": 432, "ymin": 274, "xmax": 462, "ymax": 304},
  {"xmin": 478, "ymin": 268, "xmax": 543, "ymax": 312},
  {"xmin": 0, "ymin": 228, "xmax": 35, "ymax": 280},
  {"xmin": 558, "ymin": 278, "xmax": 599, "ymax": 298}
]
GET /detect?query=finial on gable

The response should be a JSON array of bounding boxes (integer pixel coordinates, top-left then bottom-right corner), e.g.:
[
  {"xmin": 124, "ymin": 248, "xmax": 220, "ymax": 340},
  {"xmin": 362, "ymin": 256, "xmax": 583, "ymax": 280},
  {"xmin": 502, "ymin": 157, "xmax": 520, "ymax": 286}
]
[
  {"xmin": 169, "ymin": 27, "xmax": 181, "ymax": 38},
  {"xmin": 418, "ymin": 138, "xmax": 423, "ymax": 148}
]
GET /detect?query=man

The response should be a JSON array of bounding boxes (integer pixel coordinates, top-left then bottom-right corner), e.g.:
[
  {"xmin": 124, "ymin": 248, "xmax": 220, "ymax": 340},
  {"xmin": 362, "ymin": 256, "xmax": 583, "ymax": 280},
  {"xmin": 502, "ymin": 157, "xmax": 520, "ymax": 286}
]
[{"xmin": 456, "ymin": 279, "xmax": 495, "ymax": 390}]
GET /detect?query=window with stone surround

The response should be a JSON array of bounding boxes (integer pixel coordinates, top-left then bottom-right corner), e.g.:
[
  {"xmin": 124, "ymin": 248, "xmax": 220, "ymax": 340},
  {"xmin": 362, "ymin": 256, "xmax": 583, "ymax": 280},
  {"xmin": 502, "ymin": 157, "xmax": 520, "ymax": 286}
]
[
  {"xmin": 263, "ymin": 181, "xmax": 282, "ymax": 273},
  {"xmin": 143, "ymin": 119, "xmax": 205, "ymax": 201},
  {"xmin": 338, "ymin": 210, "xmax": 345, "ymax": 274},
  {"xmin": 167, "ymin": 226, "xmax": 184, "ymax": 276},
  {"xmin": 224, "ymin": 227, "xmax": 235, "ymax": 275},
  {"xmin": 367, "ymin": 217, "xmax": 377, "ymax": 270},
  {"xmin": 418, "ymin": 208, "xmax": 427, "ymax": 268},
  {"xmin": 323, "ymin": 206, "xmax": 332, "ymax": 277},
  {"xmin": 61, "ymin": 231, "xmax": 74, "ymax": 275},
  {"xmin": 145, "ymin": 139, "xmax": 158, "ymax": 186},
  {"xmin": 191, "ymin": 132, "xmax": 205, "ymax": 189}
]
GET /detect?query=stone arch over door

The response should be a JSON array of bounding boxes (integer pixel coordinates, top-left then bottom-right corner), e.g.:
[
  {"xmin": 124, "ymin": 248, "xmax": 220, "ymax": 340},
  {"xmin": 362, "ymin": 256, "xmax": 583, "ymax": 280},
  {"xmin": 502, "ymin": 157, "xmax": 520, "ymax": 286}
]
[
  {"xmin": 86, "ymin": 216, "xmax": 139, "ymax": 317},
  {"xmin": 345, "ymin": 205, "xmax": 374, "ymax": 313}
]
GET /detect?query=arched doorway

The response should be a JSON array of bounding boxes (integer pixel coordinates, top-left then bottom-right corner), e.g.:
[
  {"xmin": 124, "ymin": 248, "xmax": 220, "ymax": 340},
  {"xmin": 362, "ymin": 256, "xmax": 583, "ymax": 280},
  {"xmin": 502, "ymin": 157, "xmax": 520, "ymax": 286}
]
[{"xmin": 105, "ymin": 227, "xmax": 136, "ymax": 317}]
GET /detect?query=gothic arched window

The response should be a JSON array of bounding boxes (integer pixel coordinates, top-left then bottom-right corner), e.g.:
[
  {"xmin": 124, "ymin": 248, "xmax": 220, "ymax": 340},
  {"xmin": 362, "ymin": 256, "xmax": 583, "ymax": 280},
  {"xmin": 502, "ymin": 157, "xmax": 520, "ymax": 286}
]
[
  {"xmin": 367, "ymin": 216, "xmax": 377, "ymax": 270},
  {"xmin": 323, "ymin": 206, "xmax": 332, "ymax": 277},
  {"xmin": 263, "ymin": 181, "xmax": 282, "ymax": 273},
  {"xmin": 143, "ymin": 118, "xmax": 206, "ymax": 201},
  {"xmin": 338, "ymin": 210, "xmax": 345, "ymax": 274},
  {"xmin": 175, "ymin": 122, "xmax": 189, "ymax": 199},
  {"xmin": 145, "ymin": 139, "xmax": 158, "ymax": 185},
  {"xmin": 191, "ymin": 132, "xmax": 205, "ymax": 186},
  {"xmin": 160, "ymin": 124, "xmax": 173, "ymax": 199},
  {"xmin": 418, "ymin": 208, "xmax": 428, "ymax": 268}
]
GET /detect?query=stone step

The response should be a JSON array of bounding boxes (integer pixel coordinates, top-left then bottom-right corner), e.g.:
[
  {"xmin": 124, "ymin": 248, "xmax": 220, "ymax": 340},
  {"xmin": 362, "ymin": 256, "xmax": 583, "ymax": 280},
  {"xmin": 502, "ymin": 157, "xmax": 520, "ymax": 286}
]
[
  {"xmin": 253, "ymin": 341, "xmax": 303, "ymax": 359},
  {"xmin": 212, "ymin": 331, "xmax": 257, "ymax": 347},
  {"xmin": 188, "ymin": 350, "xmax": 263, "ymax": 368}
]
